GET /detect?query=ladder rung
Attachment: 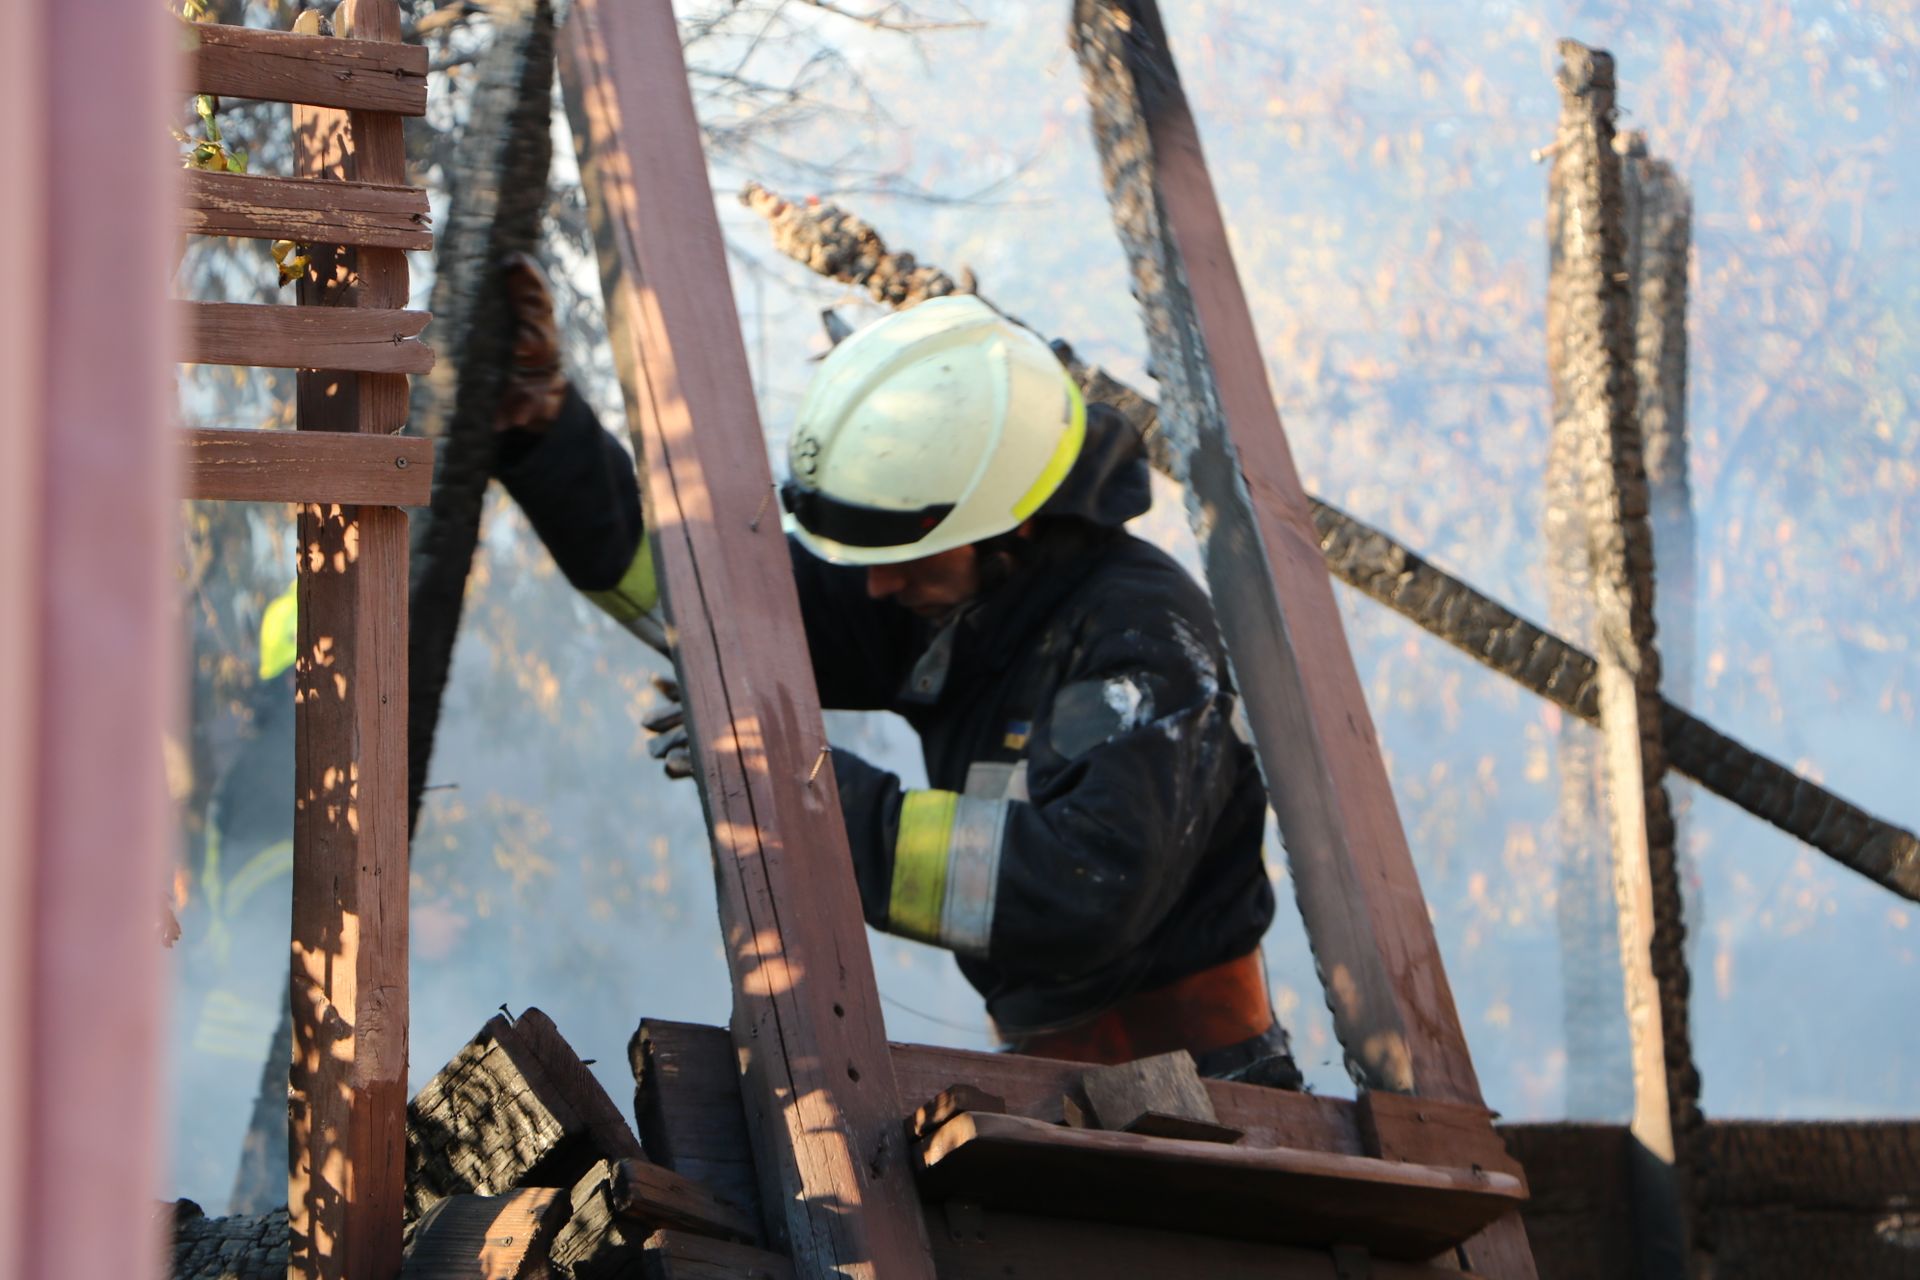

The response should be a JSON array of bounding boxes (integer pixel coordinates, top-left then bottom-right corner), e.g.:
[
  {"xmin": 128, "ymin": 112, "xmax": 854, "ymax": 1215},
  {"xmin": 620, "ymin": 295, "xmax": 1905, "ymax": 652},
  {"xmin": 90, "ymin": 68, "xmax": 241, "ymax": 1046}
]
[
  {"xmin": 182, "ymin": 427, "xmax": 431, "ymax": 507},
  {"xmin": 184, "ymin": 171, "xmax": 432, "ymax": 251},
  {"xmin": 179, "ymin": 301, "xmax": 433, "ymax": 375},
  {"xmin": 184, "ymin": 22, "xmax": 428, "ymax": 116}
]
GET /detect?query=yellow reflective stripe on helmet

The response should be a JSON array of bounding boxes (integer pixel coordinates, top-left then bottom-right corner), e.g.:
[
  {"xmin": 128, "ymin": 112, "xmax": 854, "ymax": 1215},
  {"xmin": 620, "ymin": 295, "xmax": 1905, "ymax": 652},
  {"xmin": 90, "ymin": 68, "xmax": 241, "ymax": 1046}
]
[
  {"xmin": 258, "ymin": 581, "xmax": 298, "ymax": 680},
  {"xmin": 585, "ymin": 532, "xmax": 659, "ymax": 623},
  {"xmin": 890, "ymin": 789, "xmax": 959, "ymax": 944},
  {"xmin": 1009, "ymin": 376, "xmax": 1088, "ymax": 522}
]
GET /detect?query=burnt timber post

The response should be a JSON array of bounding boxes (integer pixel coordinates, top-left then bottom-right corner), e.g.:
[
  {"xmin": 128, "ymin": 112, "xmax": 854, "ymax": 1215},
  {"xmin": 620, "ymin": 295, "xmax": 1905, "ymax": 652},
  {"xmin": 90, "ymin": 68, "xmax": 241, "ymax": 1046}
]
[
  {"xmin": 1071, "ymin": 2, "xmax": 1535, "ymax": 1273},
  {"xmin": 558, "ymin": 1, "xmax": 936, "ymax": 1275},
  {"xmin": 1549, "ymin": 40, "xmax": 1704, "ymax": 1279}
]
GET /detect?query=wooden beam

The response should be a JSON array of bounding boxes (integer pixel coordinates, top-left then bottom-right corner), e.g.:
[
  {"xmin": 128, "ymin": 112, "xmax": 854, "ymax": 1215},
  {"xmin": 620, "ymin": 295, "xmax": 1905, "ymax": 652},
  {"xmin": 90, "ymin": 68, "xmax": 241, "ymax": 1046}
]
[
  {"xmin": 400, "ymin": 1189, "xmax": 568, "ymax": 1280},
  {"xmin": 641, "ymin": 1230, "xmax": 795, "ymax": 1280},
  {"xmin": 918, "ymin": 1111, "xmax": 1525, "ymax": 1260},
  {"xmin": 180, "ymin": 300, "xmax": 433, "ymax": 374},
  {"xmin": 183, "ymin": 169, "xmax": 432, "ymax": 250},
  {"xmin": 183, "ymin": 427, "xmax": 430, "ymax": 506},
  {"xmin": 1550, "ymin": 41, "xmax": 1701, "ymax": 1280},
  {"xmin": 1071, "ymin": 8, "xmax": 1536, "ymax": 1274},
  {"xmin": 406, "ymin": 1009, "xmax": 643, "ymax": 1226},
  {"xmin": 286, "ymin": 6, "xmax": 414, "ymax": 1277},
  {"xmin": 186, "ymin": 20, "xmax": 429, "ymax": 115},
  {"xmin": 631, "ymin": 1021, "xmax": 765, "ymax": 1236},
  {"xmin": 0, "ymin": 4, "xmax": 176, "ymax": 1279},
  {"xmin": 558, "ymin": 4, "xmax": 934, "ymax": 1275},
  {"xmin": 927, "ymin": 1204, "xmax": 1486, "ymax": 1280},
  {"xmin": 606, "ymin": 1158, "xmax": 761, "ymax": 1244}
]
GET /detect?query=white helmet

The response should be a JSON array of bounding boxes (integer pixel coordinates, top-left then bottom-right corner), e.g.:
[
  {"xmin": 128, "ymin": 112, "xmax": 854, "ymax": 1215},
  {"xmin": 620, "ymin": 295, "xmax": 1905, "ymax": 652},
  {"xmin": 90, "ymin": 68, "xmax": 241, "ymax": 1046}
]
[{"xmin": 781, "ymin": 295, "xmax": 1087, "ymax": 566}]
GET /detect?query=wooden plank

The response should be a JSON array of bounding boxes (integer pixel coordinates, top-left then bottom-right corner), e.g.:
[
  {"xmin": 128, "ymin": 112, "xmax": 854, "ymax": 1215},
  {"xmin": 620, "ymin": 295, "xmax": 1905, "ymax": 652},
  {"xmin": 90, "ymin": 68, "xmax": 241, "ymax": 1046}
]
[
  {"xmin": 919, "ymin": 1112, "xmax": 1525, "ymax": 1261},
  {"xmin": 400, "ymin": 1189, "xmax": 568, "ymax": 1280},
  {"xmin": 1, "ymin": 5, "xmax": 175, "ymax": 1280},
  {"xmin": 608, "ymin": 1158, "xmax": 760, "ymax": 1244},
  {"xmin": 1549, "ymin": 42, "xmax": 1700, "ymax": 1280},
  {"xmin": 407, "ymin": 1009, "xmax": 644, "ymax": 1225},
  {"xmin": 1360, "ymin": 1091, "xmax": 1525, "ymax": 1181},
  {"xmin": 631, "ymin": 1020, "xmax": 765, "ymax": 1231},
  {"xmin": 558, "ymin": 4, "xmax": 934, "ymax": 1276},
  {"xmin": 186, "ymin": 20, "xmax": 428, "ymax": 115},
  {"xmin": 1071, "ymin": 8, "xmax": 1537, "ymax": 1275},
  {"xmin": 1071, "ymin": 0, "xmax": 1474, "ymax": 1102},
  {"xmin": 642, "ymin": 1230, "xmax": 794, "ymax": 1280},
  {"xmin": 180, "ymin": 300, "xmax": 433, "ymax": 374},
  {"xmin": 287, "ymin": 8, "xmax": 415, "ymax": 1278},
  {"xmin": 183, "ymin": 169, "xmax": 432, "ymax": 250},
  {"xmin": 184, "ymin": 427, "xmax": 430, "ymax": 505},
  {"xmin": 928, "ymin": 1205, "xmax": 1483, "ymax": 1280},
  {"xmin": 907, "ymin": 1085, "xmax": 1008, "ymax": 1143},
  {"xmin": 1080, "ymin": 1050, "xmax": 1218, "ymax": 1133}
]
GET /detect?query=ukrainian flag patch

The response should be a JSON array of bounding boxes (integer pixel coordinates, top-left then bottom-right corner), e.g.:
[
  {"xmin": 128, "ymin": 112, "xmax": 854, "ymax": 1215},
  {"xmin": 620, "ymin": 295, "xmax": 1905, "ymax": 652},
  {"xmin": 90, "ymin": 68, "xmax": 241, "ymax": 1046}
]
[{"xmin": 1002, "ymin": 720, "xmax": 1033, "ymax": 751}]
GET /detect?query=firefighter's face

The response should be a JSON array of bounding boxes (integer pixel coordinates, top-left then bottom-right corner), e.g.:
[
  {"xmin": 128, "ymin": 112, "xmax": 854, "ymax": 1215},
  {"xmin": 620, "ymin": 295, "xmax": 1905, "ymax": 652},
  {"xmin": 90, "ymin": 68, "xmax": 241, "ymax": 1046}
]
[{"xmin": 865, "ymin": 546, "xmax": 981, "ymax": 619}]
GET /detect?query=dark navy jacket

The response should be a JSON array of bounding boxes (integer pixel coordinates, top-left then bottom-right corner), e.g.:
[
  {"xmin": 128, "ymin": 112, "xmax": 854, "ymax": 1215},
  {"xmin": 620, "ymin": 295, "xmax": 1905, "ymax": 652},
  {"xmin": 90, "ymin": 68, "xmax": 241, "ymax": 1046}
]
[{"xmin": 498, "ymin": 389, "xmax": 1275, "ymax": 1035}]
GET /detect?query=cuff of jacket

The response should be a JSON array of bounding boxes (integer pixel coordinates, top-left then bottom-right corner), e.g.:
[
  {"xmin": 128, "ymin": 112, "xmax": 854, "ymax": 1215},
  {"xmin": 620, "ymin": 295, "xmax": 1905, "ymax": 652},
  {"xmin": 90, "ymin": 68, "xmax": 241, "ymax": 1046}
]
[{"xmin": 496, "ymin": 384, "xmax": 646, "ymax": 593}]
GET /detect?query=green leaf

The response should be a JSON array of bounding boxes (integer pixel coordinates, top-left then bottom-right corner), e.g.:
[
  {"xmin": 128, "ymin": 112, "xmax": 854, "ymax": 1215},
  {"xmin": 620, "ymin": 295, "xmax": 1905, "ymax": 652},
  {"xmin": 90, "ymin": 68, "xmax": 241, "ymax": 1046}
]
[{"xmin": 227, "ymin": 149, "xmax": 248, "ymax": 174}]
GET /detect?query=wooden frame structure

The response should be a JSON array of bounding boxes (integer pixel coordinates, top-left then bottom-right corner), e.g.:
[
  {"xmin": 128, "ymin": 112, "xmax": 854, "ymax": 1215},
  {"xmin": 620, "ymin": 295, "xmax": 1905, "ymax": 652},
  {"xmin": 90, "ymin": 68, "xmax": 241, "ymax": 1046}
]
[
  {"xmin": 557, "ymin": 0, "xmax": 1536, "ymax": 1275},
  {"xmin": 175, "ymin": 5, "xmax": 433, "ymax": 1277}
]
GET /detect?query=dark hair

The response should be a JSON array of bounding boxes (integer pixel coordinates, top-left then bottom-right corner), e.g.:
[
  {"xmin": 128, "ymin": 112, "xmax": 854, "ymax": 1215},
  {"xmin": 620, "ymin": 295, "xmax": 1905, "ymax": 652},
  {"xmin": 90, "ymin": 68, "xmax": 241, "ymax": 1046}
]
[{"xmin": 973, "ymin": 517, "xmax": 1112, "ymax": 595}]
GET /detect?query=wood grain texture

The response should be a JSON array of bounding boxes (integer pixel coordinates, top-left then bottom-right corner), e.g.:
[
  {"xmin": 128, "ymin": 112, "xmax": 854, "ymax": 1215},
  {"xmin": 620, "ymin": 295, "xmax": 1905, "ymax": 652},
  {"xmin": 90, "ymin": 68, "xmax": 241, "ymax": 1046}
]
[
  {"xmin": 641, "ymin": 1230, "xmax": 795, "ymax": 1280},
  {"xmin": 608, "ymin": 1158, "xmax": 760, "ymax": 1244},
  {"xmin": 182, "ymin": 300, "xmax": 432, "ymax": 374},
  {"xmin": 1071, "ymin": 0, "xmax": 1477, "ymax": 1108},
  {"xmin": 287, "ymin": 8, "xmax": 415, "ymax": 1278},
  {"xmin": 1081, "ymin": 1050, "xmax": 1217, "ymax": 1132},
  {"xmin": 186, "ymin": 19, "xmax": 428, "ymax": 114},
  {"xmin": 183, "ymin": 427, "xmax": 430, "ymax": 505},
  {"xmin": 927, "ymin": 1205, "xmax": 1486, "ymax": 1280},
  {"xmin": 918, "ymin": 1112, "xmax": 1526, "ymax": 1260},
  {"xmin": 2, "ymin": 5, "xmax": 177, "ymax": 1280},
  {"xmin": 184, "ymin": 169, "xmax": 432, "ymax": 250},
  {"xmin": 400, "ymin": 1189, "xmax": 567, "ymax": 1280},
  {"xmin": 1550, "ymin": 42, "xmax": 1700, "ymax": 1280},
  {"xmin": 631, "ymin": 1020, "xmax": 765, "ymax": 1232},
  {"xmin": 559, "ymin": 4, "xmax": 933, "ymax": 1275},
  {"xmin": 407, "ymin": 1009, "xmax": 643, "ymax": 1226},
  {"xmin": 1360, "ymin": 1091, "xmax": 1525, "ymax": 1181}
]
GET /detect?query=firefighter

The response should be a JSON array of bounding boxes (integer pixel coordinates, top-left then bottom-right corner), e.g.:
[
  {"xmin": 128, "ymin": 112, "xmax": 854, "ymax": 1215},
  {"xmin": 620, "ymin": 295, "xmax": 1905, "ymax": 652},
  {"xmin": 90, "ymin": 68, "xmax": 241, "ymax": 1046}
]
[{"xmin": 494, "ymin": 260, "xmax": 1299, "ymax": 1083}]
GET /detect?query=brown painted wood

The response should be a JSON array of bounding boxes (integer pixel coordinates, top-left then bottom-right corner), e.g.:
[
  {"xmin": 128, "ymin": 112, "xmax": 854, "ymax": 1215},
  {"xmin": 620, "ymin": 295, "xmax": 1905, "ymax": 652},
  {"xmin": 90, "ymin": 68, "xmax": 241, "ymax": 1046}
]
[
  {"xmin": 183, "ymin": 427, "xmax": 430, "ymax": 506},
  {"xmin": 927, "ymin": 1205, "xmax": 1484, "ymax": 1280},
  {"xmin": 608, "ymin": 1158, "xmax": 760, "ymax": 1244},
  {"xmin": 1360, "ymin": 1091, "xmax": 1525, "ymax": 1181},
  {"xmin": 186, "ymin": 19, "xmax": 428, "ymax": 115},
  {"xmin": 400, "ymin": 1189, "xmax": 567, "ymax": 1280},
  {"xmin": 286, "ymin": 6, "xmax": 415, "ymax": 1277},
  {"xmin": 907, "ymin": 1086, "xmax": 1007, "ymax": 1143},
  {"xmin": 631, "ymin": 1020, "xmax": 765, "ymax": 1232},
  {"xmin": 641, "ymin": 1230, "xmax": 795, "ymax": 1280},
  {"xmin": 1073, "ymin": 0, "xmax": 1476, "ymax": 1109},
  {"xmin": 1072, "ymin": 8, "xmax": 1536, "ymax": 1274},
  {"xmin": 183, "ymin": 169, "xmax": 432, "ymax": 250},
  {"xmin": 407, "ymin": 1009, "xmax": 643, "ymax": 1225},
  {"xmin": 558, "ymin": 4, "xmax": 934, "ymax": 1275},
  {"xmin": 181, "ymin": 300, "xmax": 433, "ymax": 374},
  {"xmin": 919, "ymin": 1112, "xmax": 1525, "ymax": 1261}
]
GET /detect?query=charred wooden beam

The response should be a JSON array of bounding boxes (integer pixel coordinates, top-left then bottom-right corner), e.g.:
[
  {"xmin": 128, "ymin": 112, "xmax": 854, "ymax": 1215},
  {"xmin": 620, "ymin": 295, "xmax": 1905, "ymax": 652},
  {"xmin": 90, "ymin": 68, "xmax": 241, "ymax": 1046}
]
[
  {"xmin": 1550, "ymin": 40, "xmax": 1702, "ymax": 1279},
  {"xmin": 743, "ymin": 184, "xmax": 1920, "ymax": 905},
  {"xmin": 406, "ymin": 1008, "xmax": 643, "ymax": 1225},
  {"xmin": 404, "ymin": 0, "xmax": 555, "ymax": 835}
]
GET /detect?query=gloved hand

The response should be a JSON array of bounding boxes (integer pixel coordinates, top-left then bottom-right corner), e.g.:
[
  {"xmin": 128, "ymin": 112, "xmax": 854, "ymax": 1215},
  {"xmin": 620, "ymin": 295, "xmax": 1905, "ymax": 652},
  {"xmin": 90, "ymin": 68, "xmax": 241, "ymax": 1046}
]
[
  {"xmin": 642, "ymin": 674, "xmax": 693, "ymax": 780},
  {"xmin": 496, "ymin": 251, "xmax": 570, "ymax": 434}
]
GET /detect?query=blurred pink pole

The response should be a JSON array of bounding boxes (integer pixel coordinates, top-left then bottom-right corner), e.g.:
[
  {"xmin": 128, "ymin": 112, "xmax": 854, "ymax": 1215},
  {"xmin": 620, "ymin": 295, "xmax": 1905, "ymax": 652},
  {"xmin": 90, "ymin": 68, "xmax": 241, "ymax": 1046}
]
[{"xmin": 0, "ymin": 1, "xmax": 179, "ymax": 1276}]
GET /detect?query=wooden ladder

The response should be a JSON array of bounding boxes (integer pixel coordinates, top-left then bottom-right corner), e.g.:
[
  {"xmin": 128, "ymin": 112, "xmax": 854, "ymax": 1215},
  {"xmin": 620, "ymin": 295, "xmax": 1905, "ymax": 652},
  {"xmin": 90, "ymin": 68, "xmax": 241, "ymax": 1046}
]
[{"xmin": 177, "ymin": 4, "xmax": 432, "ymax": 1277}]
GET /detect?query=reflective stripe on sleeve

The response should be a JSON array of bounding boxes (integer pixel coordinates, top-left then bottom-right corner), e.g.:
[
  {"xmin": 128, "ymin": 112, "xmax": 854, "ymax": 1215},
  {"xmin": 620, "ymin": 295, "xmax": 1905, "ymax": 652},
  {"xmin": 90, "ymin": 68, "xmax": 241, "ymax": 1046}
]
[
  {"xmin": 584, "ymin": 532, "xmax": 658, "ymax": 622},
  {"xmin": 889, "ymin": 789, "xmax": 1008, "ymax": 956}
]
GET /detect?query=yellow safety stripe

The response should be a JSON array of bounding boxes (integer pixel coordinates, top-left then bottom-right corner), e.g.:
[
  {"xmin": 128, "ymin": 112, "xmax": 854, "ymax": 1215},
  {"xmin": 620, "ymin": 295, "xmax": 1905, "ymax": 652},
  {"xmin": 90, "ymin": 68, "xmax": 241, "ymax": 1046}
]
[
  {"xmin": 1009, "ymin": 377, "xmax": 1088, "ymax": 521},
  {"xmin": 890, "ymin": 789, "xmax": 959, "ymax": 944},
  {"xmin": 585, "ymin": 532, "xmax": 659, "ymax": 623}
]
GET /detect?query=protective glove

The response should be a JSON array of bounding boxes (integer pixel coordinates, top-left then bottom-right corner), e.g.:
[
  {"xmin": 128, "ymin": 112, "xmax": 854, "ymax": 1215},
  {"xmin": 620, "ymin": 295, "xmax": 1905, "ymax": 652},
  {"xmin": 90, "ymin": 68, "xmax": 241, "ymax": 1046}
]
[{"xmin": 642, "ymin": 674, "xmax": 693, "ymax": 780}]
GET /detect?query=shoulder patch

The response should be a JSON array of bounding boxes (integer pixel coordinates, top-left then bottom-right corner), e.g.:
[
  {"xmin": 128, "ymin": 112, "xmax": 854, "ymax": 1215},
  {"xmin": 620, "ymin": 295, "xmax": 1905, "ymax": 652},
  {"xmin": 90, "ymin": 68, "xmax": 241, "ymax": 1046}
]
[{"xmin": 1047, "ymin": 675, "xmax": 1157, "ymax": 760}]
